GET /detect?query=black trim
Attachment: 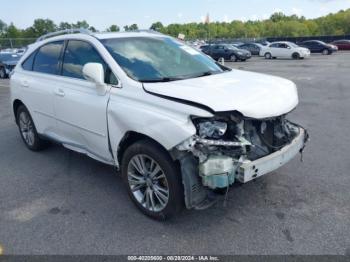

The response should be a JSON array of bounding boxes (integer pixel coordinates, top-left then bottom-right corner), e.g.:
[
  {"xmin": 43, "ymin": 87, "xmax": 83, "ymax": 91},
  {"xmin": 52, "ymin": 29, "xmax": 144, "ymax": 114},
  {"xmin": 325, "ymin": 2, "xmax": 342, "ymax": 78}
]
[{"xmin": 142, "ymin": 84, "xmax": 215, "ymax": 114}]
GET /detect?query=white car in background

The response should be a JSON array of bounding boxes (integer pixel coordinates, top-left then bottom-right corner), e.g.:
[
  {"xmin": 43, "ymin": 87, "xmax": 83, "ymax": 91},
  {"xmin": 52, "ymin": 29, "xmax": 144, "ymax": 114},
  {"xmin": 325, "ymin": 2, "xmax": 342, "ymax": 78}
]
[
  {"xmin": 260, "ymin": 41, "xmax": 311, "ymax": 59},
  {"xmin": 10, "ymin": 29, "xmax": 308, "ymax": 220}
]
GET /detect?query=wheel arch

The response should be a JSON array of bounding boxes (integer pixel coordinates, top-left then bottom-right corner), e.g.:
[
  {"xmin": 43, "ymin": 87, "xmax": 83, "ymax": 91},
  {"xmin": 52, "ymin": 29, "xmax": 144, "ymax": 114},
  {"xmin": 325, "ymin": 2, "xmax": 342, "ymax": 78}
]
[
  {"xmin": 13, "ymin": 99, "xmax": 24, "ymax": 123},
  {"xmin": 117, "ymin": 131, "xmax": 173, "ymax": 166}
]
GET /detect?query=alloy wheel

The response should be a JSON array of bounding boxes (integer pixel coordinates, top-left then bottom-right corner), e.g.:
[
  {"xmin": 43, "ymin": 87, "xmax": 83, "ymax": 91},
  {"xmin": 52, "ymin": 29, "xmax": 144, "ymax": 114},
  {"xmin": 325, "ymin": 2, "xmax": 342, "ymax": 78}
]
[
  {"xmin": 127, "ymin": 154, "xmax": 169, "ymax": 212},
  {"xmin": 18, "ymin": 111, "xmax": 35, "ymax": 146}
]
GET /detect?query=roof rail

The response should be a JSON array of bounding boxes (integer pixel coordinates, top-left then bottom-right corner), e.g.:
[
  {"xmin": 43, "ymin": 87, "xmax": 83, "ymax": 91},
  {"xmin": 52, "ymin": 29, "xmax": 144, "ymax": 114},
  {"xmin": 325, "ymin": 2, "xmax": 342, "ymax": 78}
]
[{"xmin": 36, "ymin": 28, "xmax": 93, "ymax": 42}]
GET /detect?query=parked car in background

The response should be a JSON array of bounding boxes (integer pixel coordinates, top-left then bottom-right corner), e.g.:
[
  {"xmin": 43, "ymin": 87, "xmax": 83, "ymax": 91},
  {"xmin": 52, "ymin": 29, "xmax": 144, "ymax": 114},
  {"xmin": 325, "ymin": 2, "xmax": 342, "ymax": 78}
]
[
  {"xmin": 330, "ymin": 40, "xmax": 350, "ymax": 50},
  {"xmin": 231, "ymin": 42, "xmax": 244, "ymax": 47},
  {"xmin": 255, "ymin": 40, "xmax": 270, "ymax": 46},
  {"xmin": 260, "ymin": 41, "xmax": 310, "ymax": 60},
  {"xmin": 298, "ymin": 40, "xmax": 337, "ymax": 55},
  {"xmin": 238, "ymin": 43, "xmax": 263, "ymax": 56},
  {"xmin": 10, "ymin": 29, "xmax": 308, "ymax": 219},
  {"xmin": 201, "ymin": 44, "xmax": 251, "ymax": 62},
  {"xmin": 0, "ymin": 52, "xmax": 22, "ymax": 78}
]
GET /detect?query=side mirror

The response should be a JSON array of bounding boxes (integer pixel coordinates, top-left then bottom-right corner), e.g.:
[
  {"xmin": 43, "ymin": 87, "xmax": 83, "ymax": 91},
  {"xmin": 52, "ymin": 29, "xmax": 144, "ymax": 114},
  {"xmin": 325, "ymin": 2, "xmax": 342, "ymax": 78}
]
[{"xmin": 83, "ymin": 63, "xmax": 105, "ymax": 86}]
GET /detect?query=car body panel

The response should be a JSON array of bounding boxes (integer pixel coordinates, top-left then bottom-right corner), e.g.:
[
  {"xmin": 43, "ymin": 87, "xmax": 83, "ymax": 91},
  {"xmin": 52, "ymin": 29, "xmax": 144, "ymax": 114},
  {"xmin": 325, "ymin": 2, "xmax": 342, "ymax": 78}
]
[{"xmin": 143, "ymin": 69, "xmax": 298, "ymax": 119}]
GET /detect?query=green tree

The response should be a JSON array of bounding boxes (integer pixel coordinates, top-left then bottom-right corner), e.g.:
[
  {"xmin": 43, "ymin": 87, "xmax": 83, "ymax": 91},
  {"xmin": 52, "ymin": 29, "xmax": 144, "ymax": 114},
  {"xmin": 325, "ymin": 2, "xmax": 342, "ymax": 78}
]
[
  {"xmin": 59, "ymin": 22, "xmax": 72, "ymax": 30},
  {"xmin": 29, "ymin": 19, "xmax": 57, "ymax": 37},
  {"xmin": 124, "ymin": 24, "xmax": 138, "ymax": 31},
  {"xmin": 150, "ymin": 22, "xmax": 164, "ymax": 32},
  {"xmin": 107, "ymin": 25, "xmax": 120, "ymax": 32},
  {"xmin": 73, "ymin": 20, "xmax": 89, "ymax": 29},
  {"xmin": 0, "ymin": 19, "xmax": 7, "ymax": 36}
]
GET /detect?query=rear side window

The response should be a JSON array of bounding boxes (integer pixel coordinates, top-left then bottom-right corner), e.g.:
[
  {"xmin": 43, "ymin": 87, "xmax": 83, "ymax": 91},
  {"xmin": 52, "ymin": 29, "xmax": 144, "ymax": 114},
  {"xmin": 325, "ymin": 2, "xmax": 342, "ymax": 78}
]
[
  {"xmin": 62, "ymin": 40, "xmax": 106, "ymax": 80},
  {"xmin": 22, "ymin": 51, "xmax": 37, "ymax": 71},
  {"xmin": 33, "ymin": 41, "xmax": 64, "ymax": 75}
]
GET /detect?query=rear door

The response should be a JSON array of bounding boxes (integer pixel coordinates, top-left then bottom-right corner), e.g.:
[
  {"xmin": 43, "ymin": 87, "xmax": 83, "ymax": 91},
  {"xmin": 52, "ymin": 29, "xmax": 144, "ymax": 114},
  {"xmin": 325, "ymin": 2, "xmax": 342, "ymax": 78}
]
[
  {"xmin": 54, "ymin": 40, "xmax": 117, "ymax": 163},
  {"xmin": 17, "ymin": 41, "xmax": 64, "ymax": 137}
]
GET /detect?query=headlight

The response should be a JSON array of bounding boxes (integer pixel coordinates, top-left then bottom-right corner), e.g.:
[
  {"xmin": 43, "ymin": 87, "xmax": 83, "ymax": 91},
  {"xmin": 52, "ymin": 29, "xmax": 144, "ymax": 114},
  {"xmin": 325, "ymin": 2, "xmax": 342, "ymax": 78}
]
[
  {"xmin": 197, "ymin": 120, "xmax": 228, "ymax": 139},
  {"xmin": 237, "ymin": 51, "xmax": 243, "ymax": 55}
]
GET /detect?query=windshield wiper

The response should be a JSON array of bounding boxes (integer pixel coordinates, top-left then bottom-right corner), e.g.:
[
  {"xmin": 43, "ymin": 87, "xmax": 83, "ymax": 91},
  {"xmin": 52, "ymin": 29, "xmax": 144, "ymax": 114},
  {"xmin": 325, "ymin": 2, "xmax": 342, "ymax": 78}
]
[
  {"xmin": 192, "ymin": 70, "xmax": 219, "ymax": 79},
  {"xmin": 140, "ymin": 77, "xmax": 184, "ymax": 83}
]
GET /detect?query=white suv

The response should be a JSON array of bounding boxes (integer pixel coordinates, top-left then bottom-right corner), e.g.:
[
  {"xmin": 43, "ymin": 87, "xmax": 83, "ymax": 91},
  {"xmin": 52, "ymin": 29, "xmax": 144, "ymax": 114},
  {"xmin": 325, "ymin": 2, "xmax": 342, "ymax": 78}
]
[{"xmin": 10, "ymin": 29, "xmax": 308, "ymax": 220}]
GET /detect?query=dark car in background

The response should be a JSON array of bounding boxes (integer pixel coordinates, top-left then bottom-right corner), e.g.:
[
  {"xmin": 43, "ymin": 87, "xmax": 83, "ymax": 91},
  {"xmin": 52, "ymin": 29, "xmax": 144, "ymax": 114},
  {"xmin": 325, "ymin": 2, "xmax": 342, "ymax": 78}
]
[
  {"xmin": 238, "ymin": 43, "xmax": 263, "ymax": 56},
  {"xmin": 330, "ymin": 40, "xmax": 350, "ymax": 50},
  {"xmin": 200, "ymin": 44, "xmax": 251, "ymax": 62},
  {"xmin": 299, "ymin": 40, "xmax": 337, "ymax": 55},
  {"xmin": 0, "ymin": 53, "xmax": 21, "ymax": 78}
]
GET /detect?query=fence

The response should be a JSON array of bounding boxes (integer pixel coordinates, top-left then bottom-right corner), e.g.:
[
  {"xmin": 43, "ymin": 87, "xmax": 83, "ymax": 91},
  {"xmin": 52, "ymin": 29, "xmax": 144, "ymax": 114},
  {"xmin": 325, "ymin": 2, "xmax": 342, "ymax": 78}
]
[{"xmin": 0, "ymin": 38, "xmax": 36, "ymax": 50}]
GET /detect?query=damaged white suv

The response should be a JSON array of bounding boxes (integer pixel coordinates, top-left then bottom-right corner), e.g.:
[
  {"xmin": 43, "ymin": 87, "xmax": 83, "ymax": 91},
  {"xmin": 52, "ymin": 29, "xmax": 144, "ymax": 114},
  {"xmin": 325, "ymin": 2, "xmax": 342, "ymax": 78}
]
[{"xmin": 10, "ymin": 29, "xmax": 308, "ymax": 220}]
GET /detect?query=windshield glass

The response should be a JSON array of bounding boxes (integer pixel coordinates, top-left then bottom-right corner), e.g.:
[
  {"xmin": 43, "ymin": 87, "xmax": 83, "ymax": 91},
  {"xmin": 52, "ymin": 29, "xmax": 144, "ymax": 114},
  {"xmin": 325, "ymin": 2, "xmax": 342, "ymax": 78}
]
[
  {"xmin": 226, "ymin": 45, "xmax": 239, "ymax": 50},
  {"xmin": 288, "ymin": 42, "xmax": 299, "ymax": 48},
  {"xmin": 101, "ymin": 37, "xmax": 223, "ymax": 82}
]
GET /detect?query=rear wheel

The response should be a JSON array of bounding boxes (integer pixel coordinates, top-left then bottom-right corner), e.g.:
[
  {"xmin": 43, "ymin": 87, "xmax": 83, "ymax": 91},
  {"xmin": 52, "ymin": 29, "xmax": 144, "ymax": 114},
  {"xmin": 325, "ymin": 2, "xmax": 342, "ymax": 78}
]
[
  {"xmin": 121, "ymin": 139, "xmax": 183, "ymax": 220},
  {"xmin": 16, "ymin": 105, "xmax": 48, "ymax": 151},
  {"xmin": 0, "ymin": 67, "xmax": 6, "ymax": 79},
  {"xmin": 264, "ymin": 53, "xmax": 272, "ymax": 59}
]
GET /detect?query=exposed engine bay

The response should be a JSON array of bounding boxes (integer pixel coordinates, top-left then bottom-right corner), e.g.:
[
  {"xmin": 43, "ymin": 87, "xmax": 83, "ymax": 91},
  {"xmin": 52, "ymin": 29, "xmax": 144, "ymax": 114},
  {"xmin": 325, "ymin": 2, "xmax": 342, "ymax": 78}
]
[{"xmin": 174, "ymin": 111, "xmax": 308, "ymax": 209}]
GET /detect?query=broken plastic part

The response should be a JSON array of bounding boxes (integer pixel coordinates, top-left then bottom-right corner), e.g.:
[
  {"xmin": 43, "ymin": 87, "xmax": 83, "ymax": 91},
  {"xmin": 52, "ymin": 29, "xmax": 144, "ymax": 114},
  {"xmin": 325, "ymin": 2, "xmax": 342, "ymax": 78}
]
[{"xmin": 198, "ymin": 121, "xmax": 227, "ymax": 139}]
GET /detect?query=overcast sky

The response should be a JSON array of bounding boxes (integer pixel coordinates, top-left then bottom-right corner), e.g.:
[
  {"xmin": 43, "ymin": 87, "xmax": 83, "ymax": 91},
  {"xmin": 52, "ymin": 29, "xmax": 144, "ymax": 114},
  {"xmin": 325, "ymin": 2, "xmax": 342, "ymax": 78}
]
[{"xmin": 2, "ymin": 0, "xmax": 350, "ymax": 30}]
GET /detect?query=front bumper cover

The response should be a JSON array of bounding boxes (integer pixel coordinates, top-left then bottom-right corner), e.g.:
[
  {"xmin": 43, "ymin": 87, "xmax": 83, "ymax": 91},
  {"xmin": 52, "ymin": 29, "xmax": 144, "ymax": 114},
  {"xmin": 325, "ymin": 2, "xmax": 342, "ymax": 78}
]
[{"xmin": 236, "ymin": 127, "xmax": 307, "ymax": 183}]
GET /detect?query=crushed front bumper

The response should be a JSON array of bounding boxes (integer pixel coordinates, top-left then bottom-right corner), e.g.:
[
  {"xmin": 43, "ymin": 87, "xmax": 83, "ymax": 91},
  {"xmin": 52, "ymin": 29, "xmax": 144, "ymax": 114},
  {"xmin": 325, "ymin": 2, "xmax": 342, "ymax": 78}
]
[{"xmin": 236, "ymin": 127, "xmax": 307, "ymax": 183}]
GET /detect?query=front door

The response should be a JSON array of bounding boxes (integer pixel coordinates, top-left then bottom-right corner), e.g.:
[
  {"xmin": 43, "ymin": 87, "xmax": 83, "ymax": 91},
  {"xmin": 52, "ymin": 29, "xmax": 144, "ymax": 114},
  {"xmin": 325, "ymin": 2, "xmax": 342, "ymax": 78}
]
[{"xmin": 54, "ymin": 40, "xmax": 116, "ymax": 163}]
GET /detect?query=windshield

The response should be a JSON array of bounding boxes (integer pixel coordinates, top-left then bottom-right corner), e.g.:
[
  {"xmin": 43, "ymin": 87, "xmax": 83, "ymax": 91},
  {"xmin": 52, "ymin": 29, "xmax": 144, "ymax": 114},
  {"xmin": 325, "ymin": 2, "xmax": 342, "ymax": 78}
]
[
  {"xmin": 0, "ymin": 53, "xmax": 20, "ymax": 62},
  {"xmin": 288, "ymin": 42, "xmax": 299, "ymax": 48},
  {"xmin": 101, "ymin": 37, "xmax": 223, "ymax": 82},
  {"xmin": 227, "ymin": 45, "xmax": 239, "ymax": 50}
]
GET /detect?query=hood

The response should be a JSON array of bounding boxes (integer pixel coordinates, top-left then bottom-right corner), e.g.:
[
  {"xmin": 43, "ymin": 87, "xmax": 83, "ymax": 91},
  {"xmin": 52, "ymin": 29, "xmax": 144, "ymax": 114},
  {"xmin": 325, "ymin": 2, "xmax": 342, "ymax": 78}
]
[
  {"xmin": 2, "ymin": 60, "xmax": 18, "ymax": 66},
  {"xmin": 143, "ymin": 70, "xmax": 299, "ymax": 119},
  {"xmin": 236, "ymin": 49, "xmax": 250, "ymax": 55},
  {"xmin": 297, "ymin": 47, "xmax": 310, "ymax": 52}
]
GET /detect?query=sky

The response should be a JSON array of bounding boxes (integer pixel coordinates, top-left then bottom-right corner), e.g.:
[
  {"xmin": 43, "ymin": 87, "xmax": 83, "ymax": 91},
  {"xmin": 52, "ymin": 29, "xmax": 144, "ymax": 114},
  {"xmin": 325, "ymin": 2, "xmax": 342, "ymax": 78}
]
[{"xmin": 1, "ymin": 0, "xmax": 350, "ymax": 30}]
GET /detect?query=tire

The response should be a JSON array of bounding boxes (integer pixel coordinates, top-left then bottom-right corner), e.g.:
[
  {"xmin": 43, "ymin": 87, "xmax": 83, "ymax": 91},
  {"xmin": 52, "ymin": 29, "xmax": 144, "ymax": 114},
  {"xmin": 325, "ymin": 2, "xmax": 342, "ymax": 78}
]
[
  {"xmin": 292, "ymin": 53, "xmax": 300, "ymax": 59},
  {"xmin": 16, "ymin": 105, "xmax": 48, "ymax": 151},
  {"xmin": 230, "ymin": 55, "xmax": 237, "ymax": 62},
  {"xmin": 121, "ymin": 139, "xmax": 183, "ymax": 220},
  {"xmin": 0, "ymin": 67, "xmax": 6, "ymax": 79},
  {"xmin": 264, "ymin": 53, "xmax": 272, "ymax": 59},
  {"xmin": 322, "ymin": 49, "xmax": 330, "ymax": 55}
]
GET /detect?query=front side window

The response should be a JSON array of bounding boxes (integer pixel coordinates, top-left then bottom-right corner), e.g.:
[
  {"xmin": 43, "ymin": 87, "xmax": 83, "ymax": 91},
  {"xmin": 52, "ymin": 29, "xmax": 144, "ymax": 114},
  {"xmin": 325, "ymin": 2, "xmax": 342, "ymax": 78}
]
[
  {"xmin": 101, "ymin": 37, "xmax": 223, "ymax": 82},
  {"xmin": 33, "ymin": 41, "xmax": 64, "ymax": 75},
  {"xmin": 62, "ymin": 40, "xmax": 106, "ymax": 80},
  {"xmin": 62, "ymin": 40, "xmax": 118, "ymax": 85}
]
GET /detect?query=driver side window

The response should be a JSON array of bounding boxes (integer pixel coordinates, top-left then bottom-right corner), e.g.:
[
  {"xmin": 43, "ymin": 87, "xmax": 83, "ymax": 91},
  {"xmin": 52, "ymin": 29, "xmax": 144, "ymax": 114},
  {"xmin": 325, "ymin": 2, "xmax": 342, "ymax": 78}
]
[{"xmin": 62, "ymin": 40, "xmax": 118, "ymax": 85}]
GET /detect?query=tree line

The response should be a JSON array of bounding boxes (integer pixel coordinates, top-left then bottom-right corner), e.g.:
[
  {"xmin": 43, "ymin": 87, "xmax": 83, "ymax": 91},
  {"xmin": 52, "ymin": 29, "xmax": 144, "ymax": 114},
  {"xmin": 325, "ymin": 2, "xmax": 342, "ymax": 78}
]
[{"xmin": 0, "ymin": 8, "xmax": 349, "ymax": 40}]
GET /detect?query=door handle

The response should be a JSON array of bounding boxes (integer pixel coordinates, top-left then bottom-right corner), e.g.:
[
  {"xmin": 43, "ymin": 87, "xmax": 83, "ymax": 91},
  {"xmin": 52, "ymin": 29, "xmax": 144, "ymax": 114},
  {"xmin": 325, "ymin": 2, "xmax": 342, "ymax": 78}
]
[
  {"xmin": 54, "ymin": 88, "xmax": 65, "ymax": 97},
  {"xmin": 21, "ymin": 80, "xmax": 29, "ymax": 88}
]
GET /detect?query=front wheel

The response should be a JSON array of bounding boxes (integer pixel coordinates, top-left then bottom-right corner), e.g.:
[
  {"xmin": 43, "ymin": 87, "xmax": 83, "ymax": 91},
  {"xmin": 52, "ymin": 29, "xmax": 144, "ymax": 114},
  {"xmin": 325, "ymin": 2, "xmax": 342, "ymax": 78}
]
[
  {"xmin": 264, "ymin": 53, "xmax": 272, "ymax": 59},
  {"xmin": 230, "ymin": 55, "xmax": 237, "ymax": 62},
  {"xmin": 322, "ymin": 49, "xmax": 330, "ymax": 55},
  {"xmin": 292, "ymin": 52, "xmax": 300, "ymax": 59},
  {"xmin": 121, "ymin": 140, "xmax": 183, "ymax": 220}
]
